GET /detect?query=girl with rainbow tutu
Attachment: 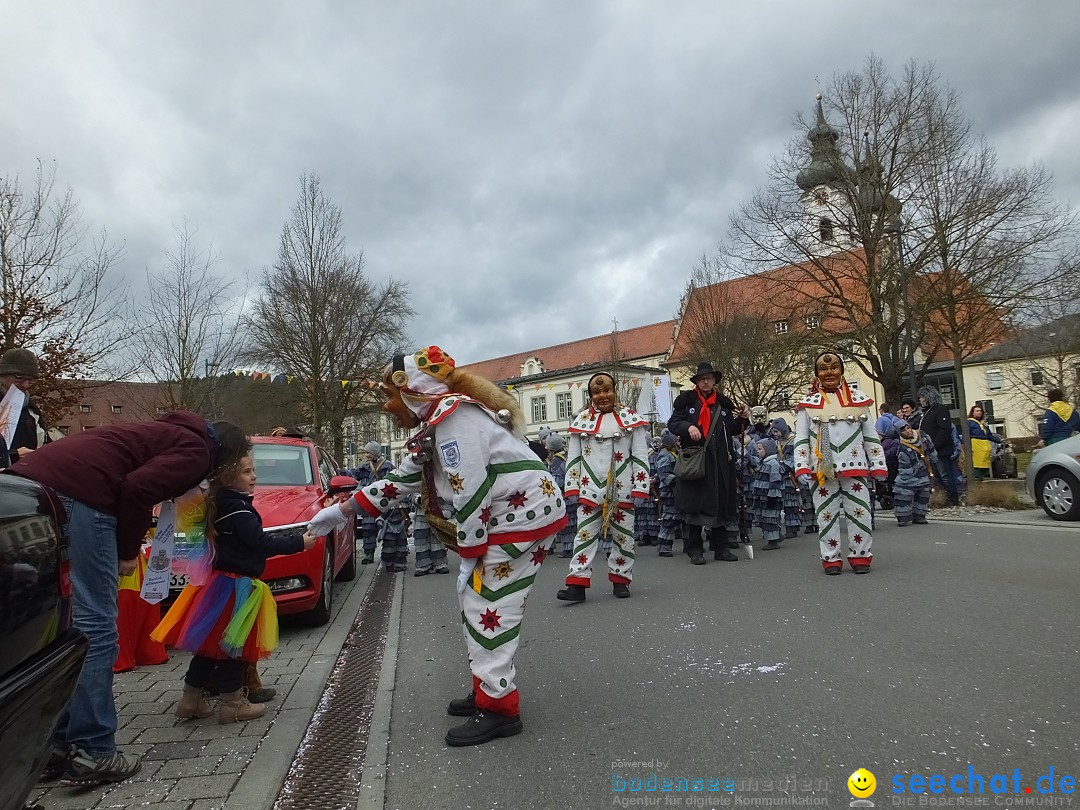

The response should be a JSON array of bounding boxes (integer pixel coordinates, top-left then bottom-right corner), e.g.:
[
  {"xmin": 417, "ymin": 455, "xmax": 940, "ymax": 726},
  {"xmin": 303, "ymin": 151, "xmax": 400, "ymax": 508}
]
[{"xmin": 153, "ymin": 450, "xmax": 314, "ymax": 723}]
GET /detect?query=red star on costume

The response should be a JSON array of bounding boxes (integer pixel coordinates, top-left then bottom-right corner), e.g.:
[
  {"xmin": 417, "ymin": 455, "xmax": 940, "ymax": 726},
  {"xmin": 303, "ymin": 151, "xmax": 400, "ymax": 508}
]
[
  {"xmin": 853, "ymin": 533, "xmax": 863, "ymax": 543},
  {"xmin": 614, "ymin": 451, "xmax": 624, "ymax": 462},
  {"xmin": 531, "ymin": 547, "xmax": 548, "ymax": 565},
  {"xmin": 581, "ymin": 504, "xmax": 594, "ymax": 515},
  {"xmin": 479, "ymin": 608, "xmax": 502, "ymax": 632},
  {"xmin": 576, "ymin": 553, "xmax": 588, "ymax": 565},
  {"xmin": 636, "ymin": 471, "xmax": 647, "ymax": 482},
  {"xmin": 581, "ymin": 475, "xmax": 591, "ymax": 486},
  {"xmin": 614, "ymin": 556, "xmax": 627, "ymax": 566},
  {"xmin": 828, "ymin": 539, "xmax": 838, "ymax": 548},
  {"xmin": 382, "ymin": 482, "xmax": 400, "ymax": 500},
  {"xmin": 851, "ymin": 482, "xmax": 863, "ymax": 492},
  {"xmin": 613, "ymin": 509, "xmax": 626, "ymax": 524},
  {"xmin": 480, "ymin": 506, "xmax": 492, "ymax": 525},
  {"xmin": 507, "ymin": 491, "xmax": 528, "ymax": 508},
  {"xmin": 818, "ymin": 487, "xmax": 828, "ymax": 497}
]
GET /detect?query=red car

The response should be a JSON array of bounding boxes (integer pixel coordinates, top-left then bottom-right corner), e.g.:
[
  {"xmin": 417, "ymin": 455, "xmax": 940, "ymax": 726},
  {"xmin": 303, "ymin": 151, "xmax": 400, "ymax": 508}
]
[
  {"xmin": 169, "ymin": 436, "xmax": 359, "ymax": 626},
  {"xmin": 251, "ymin": 436, "xmax": 358, "ymax": 625}
]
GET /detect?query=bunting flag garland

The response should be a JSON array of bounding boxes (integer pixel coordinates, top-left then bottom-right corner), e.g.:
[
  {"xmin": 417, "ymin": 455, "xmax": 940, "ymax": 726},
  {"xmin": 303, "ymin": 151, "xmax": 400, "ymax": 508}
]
[{"xmin": 228, "ymin": 368, "xmax": 378, "ymax": 389}]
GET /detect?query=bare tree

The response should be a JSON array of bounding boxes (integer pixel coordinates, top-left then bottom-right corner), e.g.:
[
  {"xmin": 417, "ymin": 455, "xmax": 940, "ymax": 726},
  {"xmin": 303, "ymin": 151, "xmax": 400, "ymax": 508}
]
[
  {"xmin": 244, "ymin": 173, "xmax": 412, "ymax": 457},
  {"xmin": 677, "ymin": 254, "xmax": 818, "ymax": 411},
  {"xmin": 132, "ymin": 221, "xmax": 247, "ymax": 417},
  {"xmin": 723, "ymin": 57, "xmax": 1075, "ymax": 410},
  {"xmin": 604, "ymin": 323, "xmax": 643, "ymax": 410},
  {"xmin": 0, "ymin": 161, "xmax": 133, "ymax": 419}
]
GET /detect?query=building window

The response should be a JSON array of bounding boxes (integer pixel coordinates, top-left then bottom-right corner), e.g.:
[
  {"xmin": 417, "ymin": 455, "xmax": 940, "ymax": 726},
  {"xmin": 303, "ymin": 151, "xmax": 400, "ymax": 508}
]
[
  {"xmin": 773, "ymin": 320, "xmax": 789, "ymax": 335},
  {"xmin": 805, "ymin": 315, "xmax": 821, "ymax": 330},
  {"xmin": 987, "ymin": 370, "xmax": 1003, "ymax": 391},
  {"xmin": 111, "ymin": 404, "xmax": 123, "ymax": 414},
  {"xmin": 847, "ymin": 379, "xmax": 860, "ymax": 391},
  {"xmin": 531, "ymin": 396, "xmax": 548, "ymax": 423},
  {"xmin": 1030, "ymin": 368, "xmax": 1044, "ymax": 387},
  {"xmin": 774, "ymin": 389, "xmax": 791, "ymax": 410},
  {"xmin": 583, "ymin": 388, "xmax": 592, "ymax": 409},
  {"xmin": 57, "ymin": 425, "xmax": 70, "ymax": 436},
  {"xmin": 556, "ymin": 391, "xmax": 573, "ymax": 420},
  {"xmin": 819, "ymin": 217, "xmax": 834, "ymax": 242},
  {"xmin": 940, "ymin": 383, "xmax": 955, "ymax": 406},
  {"xmin": 80, "ymin": 404, "xmax": 92, "ymax": 413},
  {"xmin": 156, "ymin": 405, "xmax": 167, "ymax": 414}
]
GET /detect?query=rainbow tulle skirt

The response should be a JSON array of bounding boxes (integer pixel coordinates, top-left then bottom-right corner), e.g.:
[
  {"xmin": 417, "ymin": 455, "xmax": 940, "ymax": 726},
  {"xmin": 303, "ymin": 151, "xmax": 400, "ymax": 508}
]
[{"xmin": 151, "ymin": 571, "xmax": 278, "ymax": 661}]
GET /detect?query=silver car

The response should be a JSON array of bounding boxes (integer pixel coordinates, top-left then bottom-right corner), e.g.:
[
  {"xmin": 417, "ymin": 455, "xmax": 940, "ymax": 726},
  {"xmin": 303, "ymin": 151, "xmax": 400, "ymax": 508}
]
[{"xmin": 1026, "ymin": 434, "xmax": 1080, "ymax": 520}]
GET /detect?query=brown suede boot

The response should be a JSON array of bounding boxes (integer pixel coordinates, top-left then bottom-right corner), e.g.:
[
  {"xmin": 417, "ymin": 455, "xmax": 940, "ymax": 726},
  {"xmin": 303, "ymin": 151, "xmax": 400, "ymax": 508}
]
[
  {"xmin": 175, "ymin": 686, "xmax": 213, "ymax": 720},
  {"xmin": 218, "ymin": 689, "xmax": 266, "ymax": 724}
]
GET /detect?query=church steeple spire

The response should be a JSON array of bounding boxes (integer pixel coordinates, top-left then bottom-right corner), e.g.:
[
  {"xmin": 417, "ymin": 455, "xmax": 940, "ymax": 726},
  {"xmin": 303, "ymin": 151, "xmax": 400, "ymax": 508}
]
[{"xmin": 796, "ymin": 94, "xmax": 853, "ymax": 191}]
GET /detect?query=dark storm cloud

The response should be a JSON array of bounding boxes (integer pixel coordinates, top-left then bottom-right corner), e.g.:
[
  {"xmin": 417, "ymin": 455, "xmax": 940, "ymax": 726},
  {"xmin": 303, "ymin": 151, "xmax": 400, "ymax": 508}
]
[{"xmin": 3, "ymin": 1, "xmax": 1077, "ymax": 366}]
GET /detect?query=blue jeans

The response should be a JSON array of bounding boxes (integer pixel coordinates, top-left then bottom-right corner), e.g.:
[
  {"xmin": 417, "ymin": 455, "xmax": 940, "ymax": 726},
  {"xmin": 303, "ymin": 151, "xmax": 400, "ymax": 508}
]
[
  {"xmin": 935, "ymin": 457, "xmax": 960, "ymax": 505},
  {"xmin": 54, "ymin": 496, "xmax": 120, "ymax": 757}
]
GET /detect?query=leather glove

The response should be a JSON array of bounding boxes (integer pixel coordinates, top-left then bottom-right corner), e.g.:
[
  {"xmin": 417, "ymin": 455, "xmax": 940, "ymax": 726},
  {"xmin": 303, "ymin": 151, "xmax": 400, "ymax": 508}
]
[
  {"xmin": 308, "ymin": 503, "xmax": 348, "ymax": 537},
  {"xmin": 457, "ymin": 556, "xmax": 478, "ymax": 594}
]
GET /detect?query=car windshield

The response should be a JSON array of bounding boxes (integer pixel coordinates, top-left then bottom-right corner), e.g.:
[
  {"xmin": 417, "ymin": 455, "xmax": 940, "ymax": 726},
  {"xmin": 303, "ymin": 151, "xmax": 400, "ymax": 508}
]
[{"xmin": 253, "ymin": 444, "xmax": 315, "ymax": 486}]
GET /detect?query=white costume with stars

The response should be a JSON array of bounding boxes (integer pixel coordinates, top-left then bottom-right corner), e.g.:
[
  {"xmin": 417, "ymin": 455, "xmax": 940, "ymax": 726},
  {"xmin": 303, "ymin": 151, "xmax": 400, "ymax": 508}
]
[
  {"xmin": 792, "ymin": 385, "xmax": 887, "ymax": 571},
  {"xmin": 563, "ymin": 406, "xmax": 650, "ymax": 587},
  {"xmin": 352, "ymin": 394, "xmax": 567, "ymax": 715}
]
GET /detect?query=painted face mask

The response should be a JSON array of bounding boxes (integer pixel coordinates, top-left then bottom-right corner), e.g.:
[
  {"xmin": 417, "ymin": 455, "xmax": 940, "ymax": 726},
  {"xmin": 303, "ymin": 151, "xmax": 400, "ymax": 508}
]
[{"xmin": 750, "ymin": 406, "xmax": 768, "ymax": 425}]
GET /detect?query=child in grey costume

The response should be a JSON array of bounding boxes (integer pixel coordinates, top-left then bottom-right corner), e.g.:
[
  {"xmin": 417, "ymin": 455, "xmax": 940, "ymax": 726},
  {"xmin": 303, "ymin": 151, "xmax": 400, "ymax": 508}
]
[{"xmin": 894, "ymin": 420, "xmax": 937, "ymax": 527}]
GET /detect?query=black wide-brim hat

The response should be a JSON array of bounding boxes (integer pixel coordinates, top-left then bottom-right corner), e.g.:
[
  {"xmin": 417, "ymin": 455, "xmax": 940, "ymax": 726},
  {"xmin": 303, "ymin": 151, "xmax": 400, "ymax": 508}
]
[{"xmin": 690, "ymin": 361, "xmax": 718, "ymax": 383}]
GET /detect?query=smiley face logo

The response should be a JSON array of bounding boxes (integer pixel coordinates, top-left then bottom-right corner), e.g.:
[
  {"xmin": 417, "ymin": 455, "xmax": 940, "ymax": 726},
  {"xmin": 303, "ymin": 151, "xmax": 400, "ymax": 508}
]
[{"xmin": 848, "ymin": 768, "xmax": 876, "ymax": 799}]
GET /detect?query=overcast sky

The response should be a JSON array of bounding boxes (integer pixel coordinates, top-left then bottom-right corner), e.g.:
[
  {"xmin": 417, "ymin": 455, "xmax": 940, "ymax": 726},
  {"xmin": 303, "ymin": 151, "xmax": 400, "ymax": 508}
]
[{"xmin": 4, "ymin": 1, "xmax": 1078, "ymax": 367}]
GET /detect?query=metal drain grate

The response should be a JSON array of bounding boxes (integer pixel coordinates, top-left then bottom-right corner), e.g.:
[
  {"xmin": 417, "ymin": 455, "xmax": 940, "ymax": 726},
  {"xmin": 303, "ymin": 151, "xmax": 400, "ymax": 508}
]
[{"xmin": 274, "ymin": 570, "xmax": 396, "ymax": 810}]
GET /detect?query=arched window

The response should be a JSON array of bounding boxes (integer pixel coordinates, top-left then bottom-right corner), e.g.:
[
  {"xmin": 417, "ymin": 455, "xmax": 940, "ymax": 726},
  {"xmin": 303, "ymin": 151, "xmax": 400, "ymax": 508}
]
[{"xmin": 819, "ymin": 217, "xmax": 834, "ymax": 242}]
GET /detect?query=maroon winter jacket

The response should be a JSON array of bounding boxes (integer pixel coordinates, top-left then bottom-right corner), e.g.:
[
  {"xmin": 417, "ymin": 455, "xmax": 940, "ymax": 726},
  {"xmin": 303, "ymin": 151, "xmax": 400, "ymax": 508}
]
[{"xmin": 8, "ymin": 411, "xmax": 218, "ymax": 560}]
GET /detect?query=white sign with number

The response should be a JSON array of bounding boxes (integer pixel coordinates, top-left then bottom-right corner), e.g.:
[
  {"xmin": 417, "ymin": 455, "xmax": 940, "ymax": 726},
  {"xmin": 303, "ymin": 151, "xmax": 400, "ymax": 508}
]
[{"xmin": 140, "ymin": 501, "xmax": 176, "ymax": 604}]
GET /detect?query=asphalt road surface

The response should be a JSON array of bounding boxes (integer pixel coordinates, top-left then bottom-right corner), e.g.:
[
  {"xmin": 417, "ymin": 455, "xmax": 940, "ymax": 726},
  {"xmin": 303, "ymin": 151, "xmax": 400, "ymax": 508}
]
[{"xmin": 381, "ymin": 517, "xmax": 1079, "ymax": 810}]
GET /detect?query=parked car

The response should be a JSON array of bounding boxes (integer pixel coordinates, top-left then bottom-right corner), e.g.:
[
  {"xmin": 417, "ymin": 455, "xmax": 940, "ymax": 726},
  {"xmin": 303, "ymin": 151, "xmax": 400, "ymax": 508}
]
[
  {"xmin": 170, "ymin": 436, "xmax": 358, "ymax": 625},
  {"xmin": 0, "ymin": 474, "xmax": 87, "ymax": 810},
  {"xmin": 1025, "ymin": 434, "xmax": 1080, "ymax": 521}
]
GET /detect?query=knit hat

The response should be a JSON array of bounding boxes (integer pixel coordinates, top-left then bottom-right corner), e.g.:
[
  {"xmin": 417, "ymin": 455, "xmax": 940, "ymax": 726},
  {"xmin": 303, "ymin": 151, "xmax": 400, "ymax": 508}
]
[
  {"xmin": 364, "ymin": 441, "xmax": 383, "ymax": 457},
  {"xmin": 895, "ymin": 419, "xmax": 910, "ymax": 431},
  {"xmin": 544, "ymin": 433, "xmax": 565, "ymax": 452},
  {"xmin": 661, "ymin": 430, "xmax": 678, "ymax": 449},
  {"xmin": 756, "ymin": 437, "xmax": 778, "ymax": 457},
  {"xmin": 538, "ymin": 426, "xmax": 552, "ymax": 441},
  {"xmin": 0, "ymin": 348, "xmax": 39, "ymax": 378},
  {"xmin": 770, "ymin": 417, "xmax": 791, "ymax": 437}
]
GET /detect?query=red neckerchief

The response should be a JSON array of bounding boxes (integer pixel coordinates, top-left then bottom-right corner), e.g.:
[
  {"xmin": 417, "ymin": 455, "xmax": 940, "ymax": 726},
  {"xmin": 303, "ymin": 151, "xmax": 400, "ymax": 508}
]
[{"xmin": 696, "ymin": 389, "xmax": 716, "ymax": 437}]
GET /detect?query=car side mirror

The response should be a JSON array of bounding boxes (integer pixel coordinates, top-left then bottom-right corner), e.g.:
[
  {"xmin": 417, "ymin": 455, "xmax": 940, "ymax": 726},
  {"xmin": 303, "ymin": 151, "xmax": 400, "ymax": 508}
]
[{"xmin": 328, "ymin": 475, "xmax": 359, "ymax": 496}]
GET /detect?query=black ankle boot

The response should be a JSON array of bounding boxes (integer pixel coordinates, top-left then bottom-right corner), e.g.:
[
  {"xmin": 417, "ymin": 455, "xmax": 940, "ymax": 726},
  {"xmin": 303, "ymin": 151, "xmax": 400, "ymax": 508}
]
[
  {"xmin": 447, "ymin": 690, "xmax": 476, "ymax": 717},
  {"xmin": 556, "ymin": 584, "xmax": 586, "ymax": 602},
  {"xmin": 715, "ymin": 547, "xmax": 738, "ymax": 561},
  {"xmin": 445, "ymin": 710, "xmax": 523, "ymax": 746},
  {"xmin": 613, "ymin": 583, "xmax": 630, "ymax": 598}
]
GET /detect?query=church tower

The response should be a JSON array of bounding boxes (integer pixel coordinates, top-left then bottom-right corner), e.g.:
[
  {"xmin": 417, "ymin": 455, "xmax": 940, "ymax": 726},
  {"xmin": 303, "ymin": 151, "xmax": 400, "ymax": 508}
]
[{"xmin": 795, "ymin": 94, "xmax": 855, "ymax": 256}]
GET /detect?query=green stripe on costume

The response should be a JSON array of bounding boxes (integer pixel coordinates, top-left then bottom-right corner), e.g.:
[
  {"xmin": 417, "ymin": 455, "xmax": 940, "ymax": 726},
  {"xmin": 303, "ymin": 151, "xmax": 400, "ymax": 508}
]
[
  {"xmin": 454, "ymin": 460, "xmax": 547, "ymax": 522},
  {"xmin": 478, "ymin": 574, "xmax": 536, "ymax": 601},
  {"xmin": 462, "ymin": 612, "xmax": 522, "ymax": 651}
]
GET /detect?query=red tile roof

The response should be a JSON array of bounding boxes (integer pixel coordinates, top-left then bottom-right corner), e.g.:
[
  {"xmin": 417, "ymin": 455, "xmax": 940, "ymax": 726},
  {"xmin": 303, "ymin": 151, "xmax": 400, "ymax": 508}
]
[
  {"xmin": 668, "ymin": 251, "xmax": 868, "ymax": 364},
  {"xmin": 460, "ymin": 320, "xmax": 677, "ymax": 383}
]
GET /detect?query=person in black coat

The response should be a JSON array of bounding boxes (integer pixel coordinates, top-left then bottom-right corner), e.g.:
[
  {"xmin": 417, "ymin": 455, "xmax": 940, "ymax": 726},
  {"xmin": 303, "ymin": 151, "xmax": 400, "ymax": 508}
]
[
  {"xmin": 918, "ymin": 386, "xmax": 959, "ymax": 505},
  {"xmin": 667, "ymin": 362, "xmax": 749, "ymax": 565}
]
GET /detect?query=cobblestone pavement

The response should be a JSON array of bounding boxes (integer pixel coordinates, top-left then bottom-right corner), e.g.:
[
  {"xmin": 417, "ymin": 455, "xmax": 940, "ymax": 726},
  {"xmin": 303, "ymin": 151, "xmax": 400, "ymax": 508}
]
[{"xmin": 30, "ymin": 567, "xmax": 372, "ymax": 810}]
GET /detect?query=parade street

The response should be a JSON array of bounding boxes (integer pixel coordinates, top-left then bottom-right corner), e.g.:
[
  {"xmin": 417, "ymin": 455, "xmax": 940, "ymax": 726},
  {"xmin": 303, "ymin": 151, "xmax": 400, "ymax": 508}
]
[{"xmin": 30, "ymin": 511, "xmax": 1079, "ymax": 810}]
